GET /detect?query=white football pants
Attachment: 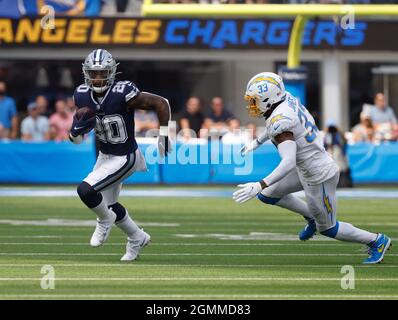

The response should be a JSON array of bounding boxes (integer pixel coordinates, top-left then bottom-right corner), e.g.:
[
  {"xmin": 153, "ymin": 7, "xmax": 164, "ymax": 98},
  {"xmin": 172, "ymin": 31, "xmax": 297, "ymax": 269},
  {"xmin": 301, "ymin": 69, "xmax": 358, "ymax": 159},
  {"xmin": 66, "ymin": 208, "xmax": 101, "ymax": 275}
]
[
  {"xmin": 84, "ymin": 148, "xmax": 147, "ymax": 205},
  {"xmin": 260, "ymin": 169, "xmax": 339, "ymax": 232}
]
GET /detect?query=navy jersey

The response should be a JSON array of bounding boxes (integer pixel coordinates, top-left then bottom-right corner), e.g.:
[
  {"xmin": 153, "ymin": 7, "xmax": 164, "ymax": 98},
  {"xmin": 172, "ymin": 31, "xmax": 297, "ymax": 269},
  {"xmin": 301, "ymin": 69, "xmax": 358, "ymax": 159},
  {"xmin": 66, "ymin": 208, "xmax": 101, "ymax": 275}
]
[{"xmin": 73, "ymin": 81, "xmax": 139, "ymax": 156}]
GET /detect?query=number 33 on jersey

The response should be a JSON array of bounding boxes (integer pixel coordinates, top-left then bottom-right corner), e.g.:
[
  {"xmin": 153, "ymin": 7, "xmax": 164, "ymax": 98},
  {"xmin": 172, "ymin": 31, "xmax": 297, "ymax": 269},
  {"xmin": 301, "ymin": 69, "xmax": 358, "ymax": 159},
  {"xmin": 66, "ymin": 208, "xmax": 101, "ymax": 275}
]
[{"xmin": 266, "ymin": 92, "xmax": 336, "ymax": 184}]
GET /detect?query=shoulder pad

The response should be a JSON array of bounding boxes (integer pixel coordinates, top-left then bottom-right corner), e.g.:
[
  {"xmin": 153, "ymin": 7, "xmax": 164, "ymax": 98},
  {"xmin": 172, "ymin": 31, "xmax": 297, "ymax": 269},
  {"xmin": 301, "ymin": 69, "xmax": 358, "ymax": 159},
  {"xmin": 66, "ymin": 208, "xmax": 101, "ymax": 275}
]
[
  {"xmin": 112, "ymin": 81, "xmax": 140, "ymax": 102},
  {"xmin": 269, "ymin": 113, "xmax": 294, "ymax": 138}
]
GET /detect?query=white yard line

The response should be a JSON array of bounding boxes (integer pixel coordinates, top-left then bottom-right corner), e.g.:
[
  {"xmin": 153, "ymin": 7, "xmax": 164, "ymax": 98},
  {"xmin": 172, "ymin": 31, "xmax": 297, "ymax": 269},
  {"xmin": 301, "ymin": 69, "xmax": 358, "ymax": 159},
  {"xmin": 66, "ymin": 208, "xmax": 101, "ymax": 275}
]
[
  {"xmin": 0, "ymin": 242, "xmax": 362, "ymax": 246},
  {"xmin": 0, "ymin": 263, "xmax": 396, "ymax": 268},
  {"xmin": 0, "ymin": 294, "xmax": 397, "ymax": 299},
  {"xmin": 0, "ymin": 253, "xmax": 396, "ymax": 256},
  {"xmin": 0, "ymin": 277, "xmax": 397, "ymax": 281},
  {"xmin": 2, "ymin": 188, "xmax": 398, "ymax": 199}
]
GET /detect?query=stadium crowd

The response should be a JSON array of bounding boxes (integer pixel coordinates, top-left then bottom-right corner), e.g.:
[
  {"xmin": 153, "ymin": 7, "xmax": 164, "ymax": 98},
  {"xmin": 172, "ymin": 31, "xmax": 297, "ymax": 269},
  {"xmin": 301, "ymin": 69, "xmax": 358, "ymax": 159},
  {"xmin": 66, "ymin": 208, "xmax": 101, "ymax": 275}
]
[
  {"xmin": 1, "ymin": 79, "xmax": 397, "ymax": 145},
  {"xmin": 0, "ymin": 79, "xmax": 253, "ymax": 143},
  {"xmin": 2, "ymin": 0, "xmax": 397, "ymax": 19}
]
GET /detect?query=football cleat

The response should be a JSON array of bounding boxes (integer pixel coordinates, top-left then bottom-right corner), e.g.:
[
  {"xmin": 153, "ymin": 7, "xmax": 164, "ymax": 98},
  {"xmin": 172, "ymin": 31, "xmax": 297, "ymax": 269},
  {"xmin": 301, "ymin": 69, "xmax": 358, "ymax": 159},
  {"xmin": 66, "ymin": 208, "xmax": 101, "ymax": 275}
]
[
  {"xmin": 299, "ymin": 219, "xmax": 317, "ymax": 241},
  {"xmin": 363, "ymin": 233, "xmax": 392, "ymax": 265},
  {"xmin": 90, "ymin": 211, "xmax": 117, "ymax": 247},
  {"xmin": 120, "ymin": 229, "xmax": 151, "ymax": 261}
]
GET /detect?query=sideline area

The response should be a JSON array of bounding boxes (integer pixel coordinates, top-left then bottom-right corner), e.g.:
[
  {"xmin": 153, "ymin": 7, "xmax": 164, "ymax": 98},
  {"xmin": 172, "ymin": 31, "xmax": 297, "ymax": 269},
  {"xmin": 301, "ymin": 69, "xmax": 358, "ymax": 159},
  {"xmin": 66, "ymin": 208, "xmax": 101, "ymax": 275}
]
[{"xmin": 1, "ymin": 187, "xmax": 398, "ymax": 199}]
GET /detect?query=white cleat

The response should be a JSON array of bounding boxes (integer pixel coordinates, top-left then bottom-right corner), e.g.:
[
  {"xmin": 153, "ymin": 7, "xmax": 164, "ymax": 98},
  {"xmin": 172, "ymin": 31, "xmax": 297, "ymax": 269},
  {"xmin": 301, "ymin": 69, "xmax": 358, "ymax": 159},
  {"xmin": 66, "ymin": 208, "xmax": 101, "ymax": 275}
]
[
  {"xmin": 120, "ymin": 230, "xmax": 151, "ymax": 261},
  {"xmin": 90, "ymin": 211, "xmax": 117, "ymax": 247}
]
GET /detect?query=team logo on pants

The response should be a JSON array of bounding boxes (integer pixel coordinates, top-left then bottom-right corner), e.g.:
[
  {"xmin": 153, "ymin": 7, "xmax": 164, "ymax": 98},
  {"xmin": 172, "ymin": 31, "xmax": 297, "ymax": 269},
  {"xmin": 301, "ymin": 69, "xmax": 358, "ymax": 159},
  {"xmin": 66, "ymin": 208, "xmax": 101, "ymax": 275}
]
[{"xmin": 322, "ymin": 184, "xmax": 333, "ymax": 214}]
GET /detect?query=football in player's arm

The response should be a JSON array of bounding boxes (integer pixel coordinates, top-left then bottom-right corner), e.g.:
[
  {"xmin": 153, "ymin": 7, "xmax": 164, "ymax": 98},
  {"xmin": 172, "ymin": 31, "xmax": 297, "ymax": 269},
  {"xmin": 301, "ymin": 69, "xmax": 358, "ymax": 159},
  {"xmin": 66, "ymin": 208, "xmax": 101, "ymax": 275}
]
[
  {"xmin": 69, "ymin": 90, "xmax": 172, "ymax": 157},
  {"xmin": 68, "ymin": 49, "xmax": 172, "ymax": 261}
]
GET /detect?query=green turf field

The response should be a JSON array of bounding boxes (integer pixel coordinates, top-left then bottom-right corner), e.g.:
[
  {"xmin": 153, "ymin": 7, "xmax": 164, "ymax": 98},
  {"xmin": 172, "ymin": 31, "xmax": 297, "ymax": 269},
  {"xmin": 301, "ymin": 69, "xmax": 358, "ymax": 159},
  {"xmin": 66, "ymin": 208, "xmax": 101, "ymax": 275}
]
[{"xmin": 0, "ymin": 194, "xmax": 397, "ymax": 300}]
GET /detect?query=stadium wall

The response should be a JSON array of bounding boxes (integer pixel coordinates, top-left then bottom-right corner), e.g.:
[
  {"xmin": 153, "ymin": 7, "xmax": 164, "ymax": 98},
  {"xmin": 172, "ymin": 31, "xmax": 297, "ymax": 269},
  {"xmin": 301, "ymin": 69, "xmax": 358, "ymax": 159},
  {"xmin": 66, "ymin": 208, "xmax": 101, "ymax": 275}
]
[{"xmin": 1, "ymin": 141, "xmax": 397, "ymax": 185}]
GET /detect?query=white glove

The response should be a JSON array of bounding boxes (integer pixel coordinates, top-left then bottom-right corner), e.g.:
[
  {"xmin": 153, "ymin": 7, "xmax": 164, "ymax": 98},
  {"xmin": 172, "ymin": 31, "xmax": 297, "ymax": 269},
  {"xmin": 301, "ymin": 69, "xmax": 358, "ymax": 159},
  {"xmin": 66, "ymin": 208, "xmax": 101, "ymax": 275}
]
[
  {"xmin": 233, "ymin": 182, "xmax": 262, "ymax": 204},
  {"xmin": 240, "ymin": 139, "xmax": 260, "ymax": 156}
]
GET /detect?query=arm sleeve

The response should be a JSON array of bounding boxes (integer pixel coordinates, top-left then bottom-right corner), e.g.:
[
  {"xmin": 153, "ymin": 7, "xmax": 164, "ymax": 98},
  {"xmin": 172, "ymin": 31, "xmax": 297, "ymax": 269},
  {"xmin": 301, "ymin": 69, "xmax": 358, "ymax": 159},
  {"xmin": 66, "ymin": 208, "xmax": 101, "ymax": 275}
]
[
  {"xmin": 263, "ymin": 140, "xmax": 297, "ymax": 186},
  {"xmin": 256, "ymin": 128, "xmax": 269, "ymax": 144}
]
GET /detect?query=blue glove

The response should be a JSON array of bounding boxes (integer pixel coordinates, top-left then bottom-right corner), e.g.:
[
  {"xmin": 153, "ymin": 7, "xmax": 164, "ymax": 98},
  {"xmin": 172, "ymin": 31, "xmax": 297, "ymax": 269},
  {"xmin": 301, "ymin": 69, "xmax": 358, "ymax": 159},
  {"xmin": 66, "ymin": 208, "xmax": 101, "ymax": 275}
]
[{"xmin": 70, "ymin": 114, "xmax": 96, "ymax": 137}]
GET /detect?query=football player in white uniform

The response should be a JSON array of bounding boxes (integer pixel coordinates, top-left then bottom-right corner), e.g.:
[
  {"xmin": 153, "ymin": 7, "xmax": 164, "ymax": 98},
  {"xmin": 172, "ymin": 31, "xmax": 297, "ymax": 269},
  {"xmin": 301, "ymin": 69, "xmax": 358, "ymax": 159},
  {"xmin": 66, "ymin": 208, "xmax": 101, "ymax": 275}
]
[{"xmin": 233, "ymin": 72, "xmax": 391, "ymax": 264}]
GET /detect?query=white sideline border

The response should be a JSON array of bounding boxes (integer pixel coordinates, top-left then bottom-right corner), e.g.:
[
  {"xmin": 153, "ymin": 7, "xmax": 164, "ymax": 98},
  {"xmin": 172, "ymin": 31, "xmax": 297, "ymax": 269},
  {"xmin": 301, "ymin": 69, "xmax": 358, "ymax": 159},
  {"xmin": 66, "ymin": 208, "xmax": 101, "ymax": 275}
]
[
  {"xmin": 0, "ymin": 253, "xmax": 397, "ymax": 256},
  {"xmin": 0, "ymin": 294, "xmax": 397, "ymax": 299},
  {"xmin": 0, "ymin": 277, "xmax": 397, "ymax": 281},
  {"xmin": 0, "ymin": 263, "xmax": 397, "ymax": 268},
  {"xmin": 1, "ymin": 188, "xmax": 398, "ymax": 199}
]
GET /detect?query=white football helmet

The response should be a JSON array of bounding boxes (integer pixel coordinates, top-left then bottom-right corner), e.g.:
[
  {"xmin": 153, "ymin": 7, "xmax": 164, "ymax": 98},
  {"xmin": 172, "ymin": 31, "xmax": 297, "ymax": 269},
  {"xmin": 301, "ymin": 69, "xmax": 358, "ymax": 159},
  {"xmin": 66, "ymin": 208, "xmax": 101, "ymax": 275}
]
[
  {"xmin": 82, "ymin": 49, "xmax": 118, "ymax": 93},
  {"xmin": 244, "ymin": 72, "xmax": 286, "ymax": 118}
]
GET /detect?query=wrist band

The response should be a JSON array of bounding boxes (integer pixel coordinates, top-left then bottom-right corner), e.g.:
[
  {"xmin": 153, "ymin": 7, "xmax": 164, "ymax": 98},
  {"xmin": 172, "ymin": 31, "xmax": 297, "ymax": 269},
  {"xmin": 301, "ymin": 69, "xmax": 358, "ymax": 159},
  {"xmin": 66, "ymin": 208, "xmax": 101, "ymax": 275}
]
[{"xmin": 160, "ymin": 126, "xmax": 168, "ymax": 136}]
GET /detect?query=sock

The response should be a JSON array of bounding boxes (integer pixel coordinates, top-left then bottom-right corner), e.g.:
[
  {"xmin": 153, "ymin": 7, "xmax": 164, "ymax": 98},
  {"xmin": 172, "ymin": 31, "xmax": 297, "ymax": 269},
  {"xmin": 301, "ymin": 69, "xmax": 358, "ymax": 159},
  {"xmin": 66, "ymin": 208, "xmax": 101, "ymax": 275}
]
[
  {"xmin": 276, "ymin": 194, "xmax": 314, "ymax": 221},
  {"xmin": 334, "ymin": 221, "xmax": 378, "ymax": 245},
  {"xmin": 112, "ymin": 203, "xmax": 140, "ymax": 238},
  {"xmin": 77, "ymin": 181, "xmax": 112, "ymax": 221},
  {"xmin": 91, "ymin": 198, "xmax": 113, "ymax": 221},
  {"xmin": 108, "ymin": 202, "xmax": 127, "ymax": 222}
]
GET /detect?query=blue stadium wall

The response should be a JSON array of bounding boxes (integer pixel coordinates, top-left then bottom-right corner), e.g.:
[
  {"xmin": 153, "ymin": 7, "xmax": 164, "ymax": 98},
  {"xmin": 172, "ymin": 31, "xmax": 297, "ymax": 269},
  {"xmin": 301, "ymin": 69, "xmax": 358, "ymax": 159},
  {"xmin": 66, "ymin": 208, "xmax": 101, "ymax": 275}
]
[{"xmin": 0, "ymin": 141, "xmax": 397, "ymax": 184}]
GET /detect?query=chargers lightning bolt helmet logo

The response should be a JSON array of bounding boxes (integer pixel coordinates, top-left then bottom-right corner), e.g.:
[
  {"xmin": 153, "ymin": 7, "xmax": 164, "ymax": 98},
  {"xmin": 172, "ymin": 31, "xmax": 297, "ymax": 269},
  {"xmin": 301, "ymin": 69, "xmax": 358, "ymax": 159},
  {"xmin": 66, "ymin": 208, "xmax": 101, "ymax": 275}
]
[
  {"xmin": 244, "ymin": 72, "xmax": 286, "ymax": 118},
  {"xmin": 82, "ymin": 49, "xmax": 119, "ymax": 93}
]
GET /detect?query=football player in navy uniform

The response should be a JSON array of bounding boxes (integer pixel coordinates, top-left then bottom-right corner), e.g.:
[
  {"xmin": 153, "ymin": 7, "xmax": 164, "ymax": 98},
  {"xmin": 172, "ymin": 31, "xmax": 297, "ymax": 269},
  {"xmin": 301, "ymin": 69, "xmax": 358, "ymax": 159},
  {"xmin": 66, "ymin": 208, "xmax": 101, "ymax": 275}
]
[{"xmin": 69, "ymin": 49, "xmax": 171, "ymax": 261}]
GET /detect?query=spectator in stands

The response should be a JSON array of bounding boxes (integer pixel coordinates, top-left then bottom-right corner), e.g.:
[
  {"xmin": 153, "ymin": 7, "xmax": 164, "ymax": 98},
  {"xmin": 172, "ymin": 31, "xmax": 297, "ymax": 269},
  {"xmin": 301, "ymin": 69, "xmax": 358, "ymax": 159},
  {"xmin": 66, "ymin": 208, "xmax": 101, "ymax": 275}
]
[
  {"xmin": 221, "ymin": 118, "xmax": 251, "ymax": 144},
  {"xmin": 203, "ymin": 96, "xmax": 235, "ymax": 136},
  {"xmin": 324, "ymin": 121, "xmax": 353, "ymax": 188},
  {"xmin": 179, "ymin": 96, "xmax": 205, "ymax": 140},
  {"xmin": 168, "ymin": 0, "xmax": 194, "ymax": 3},
  {"xmin": 245, "ymin": 0, "xmax": 268, "ymax": 3},
  {"xmin": 370, "ymin": 92, "xmax": 398, "ymax": 141},
  {"xmin": 21, "ymin": 102, "xmax": 50, "ymax": 141},
  {"xmin": 36, "ymin": 95, "xmax": 51, "ymax": 118},
  {"xmin": 135, "ymin": 109, "xmax": 159, "ymax": 137},
  {"xmin": 246, "ymin": 121, "xmax": 258, "ymax": 140},
  {"xmin": 22, "ymin": 0, "xmax": 101, "ymax": 16},
  {"xmin": 49, "ymin": 99, "xmax": 74, "ymax": 141},
  {"xmin": 351, "ymin": 110, "xmax": 375, "ymax": 143},
  {"xmin": 116, "ymin": 0, "xmax": 129, "ymax": 12},
  {"xmin": 0, "ymin": 81, "xmax": 18, "ymax": 139}
]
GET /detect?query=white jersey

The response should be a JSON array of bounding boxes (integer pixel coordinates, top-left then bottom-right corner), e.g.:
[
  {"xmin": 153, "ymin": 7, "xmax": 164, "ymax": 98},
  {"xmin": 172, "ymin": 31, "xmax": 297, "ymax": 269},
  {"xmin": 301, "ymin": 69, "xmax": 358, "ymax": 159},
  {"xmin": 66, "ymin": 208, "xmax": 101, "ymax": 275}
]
[{"xmin": 262, "ymin": 92, "xmax": 339, "ymax": 185}]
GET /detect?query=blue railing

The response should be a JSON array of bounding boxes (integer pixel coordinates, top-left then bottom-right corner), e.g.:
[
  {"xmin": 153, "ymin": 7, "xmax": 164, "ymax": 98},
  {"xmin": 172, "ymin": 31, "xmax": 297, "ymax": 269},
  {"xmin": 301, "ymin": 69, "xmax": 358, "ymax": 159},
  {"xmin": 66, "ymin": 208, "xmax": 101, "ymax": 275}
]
[{"xmin": 0, "ymin": 140, "xmax": 397, "ymax": 184}]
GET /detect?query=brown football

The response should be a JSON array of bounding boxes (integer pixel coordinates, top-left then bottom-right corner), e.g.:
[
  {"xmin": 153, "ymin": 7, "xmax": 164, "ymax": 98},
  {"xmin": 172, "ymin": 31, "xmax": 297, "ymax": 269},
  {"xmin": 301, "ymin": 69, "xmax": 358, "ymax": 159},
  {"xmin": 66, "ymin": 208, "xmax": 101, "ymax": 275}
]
[{"xmin": 75, "ymin": 107, "xmax": 96, "ymax": 121}]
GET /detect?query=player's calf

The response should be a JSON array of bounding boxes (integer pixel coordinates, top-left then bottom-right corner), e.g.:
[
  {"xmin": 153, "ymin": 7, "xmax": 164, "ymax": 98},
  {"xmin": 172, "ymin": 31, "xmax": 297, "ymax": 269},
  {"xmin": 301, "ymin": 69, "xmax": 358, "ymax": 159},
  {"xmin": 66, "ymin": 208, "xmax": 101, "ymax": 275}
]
[
  {"xmin": 111, "ymin": 202, "xmax": 143, "ymax": 244},
  {"xmin": 257, "ymin": 193, "xmax": 316, "ymax": 241},
  {"xmin": 108, "ymin": 202, "xmax": 127, "ymax": 222},
  {"xmin": 77, "ymin": 181, "xmax": 116, "ymax": 247}
]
